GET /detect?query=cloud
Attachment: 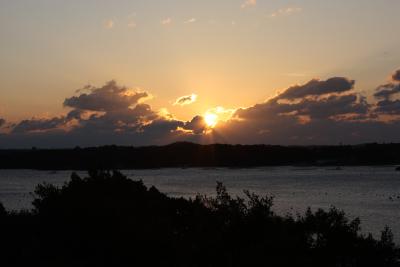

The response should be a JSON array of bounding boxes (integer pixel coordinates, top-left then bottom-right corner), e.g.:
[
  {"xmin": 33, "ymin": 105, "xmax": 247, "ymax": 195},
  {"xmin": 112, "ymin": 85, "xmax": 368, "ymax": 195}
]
[
  {"xmin": 12, "ymin": 117, "xmax": 67, "ymax": 134},
  {"xmin": 392, "ymin": 69, "xmax": 400, "ymax": 81},
  {"xmin": 276, "ymin": 77, "xmax": 355, "ymax": 100},
  {"xmin": 213, "ymin": 76, "xmax": 381, "ymax": 145},
  {"xmin": 241, "ymin": 0, "xmax": 256, "ymax": 9},
  {"xmin": 0, "ymin": 81, "xmax": 206, "ymax": 147},
  {"xmin": 0, "ymin": 118, "xmax": 5, "ymax": 128},
  {"xmin": 374, "ymin": 83, "xmax": 400, "ymax": 100},
  {"xmin": 3, "ymin": 70, "xmax": 400, "ymax": 147},
  {"xmin": 374, "ymin": 69, "xmax": 400, "ymax": 115},
  {"xmin": 235, "ymin": 84, "xmax": 368, "ymax": 122},
  {"xmin": 161, "ymin": 18, "xmax": 172, "ymax": 25},
  {"xmin": 184, "ymin": 18, "xmax": 196, "ymax": 24},
  {"xmin": 183, "ymin": 116, "xmax": 207, "ymax": 134},
  {"xmin": 375, "ymin": 99, "xmax": 400, "ymax": 115},
  {"xmin": 294, "ymin": 94, "xmax": 369, "ymax": 120},
  {"xmin": 66, "ymin": 109, "xmax": 84, "ymax": 120},
  {"xmin": 104, "ymin": 19, "xmax": 114, "ymax": 29},
  {"xmin": 62, "ymin": 81, "xmax": 161, "ymax": 136},
  {"xmin": 270, "ymin": 7, "xmax": 302, "ymax": 18},
  {"xmin": 174, "ymin": 94, "xmax": 197, "ymax": 106},
  {"xmin": 63, "ymin": 81, "xmax": 148, "ymax": 112}
]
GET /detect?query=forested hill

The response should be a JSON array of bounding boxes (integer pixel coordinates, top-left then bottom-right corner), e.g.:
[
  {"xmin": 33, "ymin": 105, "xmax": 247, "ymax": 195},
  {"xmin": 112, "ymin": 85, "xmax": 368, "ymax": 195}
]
[{"xmin": 1, "ymin": 142, "xmax": 400, "ymax": 170}]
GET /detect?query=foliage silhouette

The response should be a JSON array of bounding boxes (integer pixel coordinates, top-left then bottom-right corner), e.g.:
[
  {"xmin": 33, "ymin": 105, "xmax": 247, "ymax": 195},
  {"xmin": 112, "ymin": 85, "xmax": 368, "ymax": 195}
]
[
  {"xmin": 1, "ymin": 142, "xmax": 400, "ymax": 170},
  {"xmin": 0, "ymin": 170, "xmax": 399, "ymax": 266}
]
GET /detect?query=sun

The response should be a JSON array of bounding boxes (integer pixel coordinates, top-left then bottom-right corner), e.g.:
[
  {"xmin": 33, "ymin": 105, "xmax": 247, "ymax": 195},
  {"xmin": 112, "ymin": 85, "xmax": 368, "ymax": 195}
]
[{"xmin": 204, "ymin": 113, "xmax": 218, "ymax": 128}]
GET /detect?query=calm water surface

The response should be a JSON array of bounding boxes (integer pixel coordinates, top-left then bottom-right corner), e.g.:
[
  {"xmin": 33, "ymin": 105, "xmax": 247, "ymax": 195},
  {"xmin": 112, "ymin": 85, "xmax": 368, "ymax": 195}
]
[{"xmin": 1, "ymin": 167, "xmax": 399, "ymax": 242}]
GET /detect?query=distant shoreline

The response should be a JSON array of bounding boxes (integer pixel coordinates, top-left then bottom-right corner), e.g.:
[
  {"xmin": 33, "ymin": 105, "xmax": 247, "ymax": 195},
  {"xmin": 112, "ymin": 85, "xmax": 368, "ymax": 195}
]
[
  {"xmin": 1, "ymin": 142, "xmax": 400, "ymax": 170},
  {"xmin": 1, "ymin": 165, "xmax": 400, "ymax": 172}
]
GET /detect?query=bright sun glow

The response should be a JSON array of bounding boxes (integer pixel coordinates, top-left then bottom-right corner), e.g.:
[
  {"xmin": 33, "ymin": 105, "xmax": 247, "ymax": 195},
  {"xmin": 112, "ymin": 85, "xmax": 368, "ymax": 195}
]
[{"xmin": 204, "ymin": 113, "xmax": 219, "ymax": 128}]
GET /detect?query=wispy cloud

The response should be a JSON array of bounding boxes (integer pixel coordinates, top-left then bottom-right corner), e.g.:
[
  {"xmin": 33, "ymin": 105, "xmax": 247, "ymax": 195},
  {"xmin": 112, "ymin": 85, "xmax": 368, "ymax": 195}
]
[
  {"xmin": 161, "ymin": 17, "xmax": 172, "ymax": 26},
  {"xmin": 128, "ymin": 21, "xmax": 137, "ymax": 29},
  {"xmin": 103, "ymin": 19, "xmax": 114, "ymax": 29},
  {"xmin": 174, "ymin": 94, "xmax": 198, "ymax": 106},
  {"xmin": 270, "ymin": 7, "xmax": 302, "ymax": 18},
  {"xmin": 241, "ymin": 0, "xmax": 257, "ymax": 9},
  {"xmin": 184, "ymin": 18, "xmax": 197, "ymax": 24}
]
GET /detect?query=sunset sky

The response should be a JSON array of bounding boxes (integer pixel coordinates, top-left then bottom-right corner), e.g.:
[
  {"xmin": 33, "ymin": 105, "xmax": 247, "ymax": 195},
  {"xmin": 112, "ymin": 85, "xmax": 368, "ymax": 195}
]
[{"xmin": 1, "ymin": 0, "xmax": 400, "ymax": 147}]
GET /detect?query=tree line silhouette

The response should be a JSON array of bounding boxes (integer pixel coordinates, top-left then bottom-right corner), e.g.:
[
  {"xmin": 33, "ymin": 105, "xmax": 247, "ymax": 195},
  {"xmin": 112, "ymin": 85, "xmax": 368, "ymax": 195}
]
[
  {"xmin": 1, "ymin": 142, "xmax": 400, "ymax": 170},
  {"xmin": 0, "ymin": 170, "xmax": 398, "ymax": 266}
]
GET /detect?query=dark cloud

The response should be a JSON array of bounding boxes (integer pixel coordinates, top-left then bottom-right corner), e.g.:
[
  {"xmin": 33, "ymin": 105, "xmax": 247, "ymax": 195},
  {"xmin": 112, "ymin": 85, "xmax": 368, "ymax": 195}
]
[
  {"xmin": 277, "ymin": 77, "xmax": 354, "ymax": 100},
  {"xmin": 143, "ymin": 119, "xmax": 184, "ymax": 133},
  {"xmin": 0, "ymin": 81, "xmax": 196, "ymax": 147},
  {"xmin": 374, "ymin": 83, "xmax": 400, "ymax": 100},
  {"xmin": 375, "ymin": 99, "xmax": 400, "ymax": 115},
  {"xmin": 183, "ymin": 116, "xmax": 207, "ymax": 134},
  {"xmin": 235, "ymin": 91, "xmax": 368, "ymax": 121},
  {"xmin": 63, "ymin": 82, "xmax": 182, "ymax": 140},
  {"xmin": 72, "ymin": 104, "xmax": 159, "ymax": 135},
  {"xmin": 215, "ymin": 76, "xmax": 393, "ymax": 145},
  {"xmin": 392, "ymin": 69, "xmax": 400, "ymax": 82},
  {"xmin": 174, "ymin": 94, "xmax": 197, "ymax": 106},
  {"xmin": 64, "ymin": 80, "xmax": 148, "ymax": 112},
  {"xmin": 141, "ymin": 119, "xmax": 186, "ymax": 143},
  {"xmin": 373, "ymin": 69, "xmax": 400, "ymax": 115},
  {"xmin": 294, "ymin": 94, "xmax": 369, "ymax": 119},
  {"xmin": 0, "ymin": 118, "xmax": 5, "ymax": 128},
  {"xmin": 12, "ymin": 117, "xmax": 66, "ymax": 134},
  {"xmin": 66, "ymin": 109, "xmax": 84, "ymax": 120},
  {"xmin": 2, "ymin": 71, "xmax": 400, "ymax": 148}
]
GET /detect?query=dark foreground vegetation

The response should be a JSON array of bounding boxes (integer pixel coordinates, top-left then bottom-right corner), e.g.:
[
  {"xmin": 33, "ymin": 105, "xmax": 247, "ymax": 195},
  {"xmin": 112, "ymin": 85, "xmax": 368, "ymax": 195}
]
[
  {"xmin": 0, "ymin": 171, "xmax": 399, "ymax": 266},
  {"xmin": 1, "ymin": 142, "xmax": 400, "ymax": 170}
]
